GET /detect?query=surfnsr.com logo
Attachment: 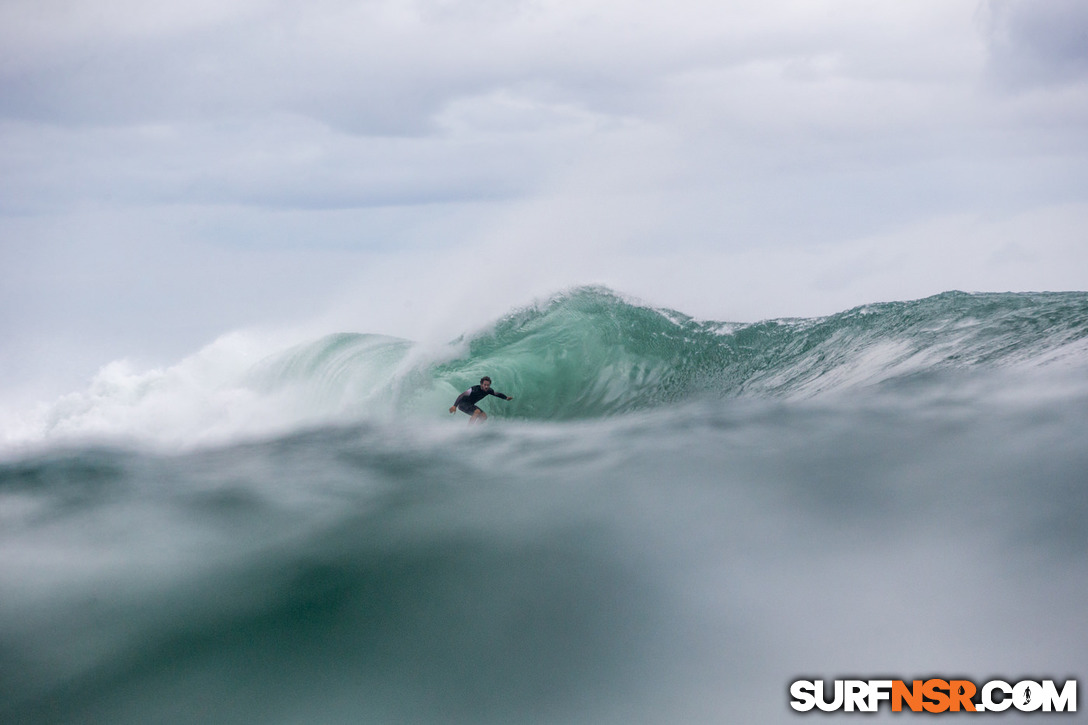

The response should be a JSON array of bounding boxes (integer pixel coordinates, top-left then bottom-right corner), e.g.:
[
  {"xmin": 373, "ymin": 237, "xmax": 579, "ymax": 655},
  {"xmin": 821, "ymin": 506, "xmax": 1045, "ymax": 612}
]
[{"xmin": 789, "ymin": 678, "xmax": 1077, "ymax": 713}]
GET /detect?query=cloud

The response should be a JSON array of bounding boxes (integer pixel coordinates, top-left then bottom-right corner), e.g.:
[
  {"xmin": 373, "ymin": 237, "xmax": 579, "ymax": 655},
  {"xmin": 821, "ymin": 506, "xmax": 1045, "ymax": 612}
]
[
  {"xmin": 983, "ymin": 0, "xmax": 1088, "ymax": 87},
  {"xmin": 0, "ymin": 0, "xmax": 982, "ymax": 130},
  {"xmin": 0, "ymin": 0, "xmax": 1039, "ymax": 219}
]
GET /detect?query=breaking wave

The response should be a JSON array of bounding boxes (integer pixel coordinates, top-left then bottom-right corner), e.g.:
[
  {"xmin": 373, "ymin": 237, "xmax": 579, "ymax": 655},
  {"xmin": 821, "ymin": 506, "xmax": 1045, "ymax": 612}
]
[{"xmin": 9, "ymin": 286, "xmax": 1088, "ymax": 447}]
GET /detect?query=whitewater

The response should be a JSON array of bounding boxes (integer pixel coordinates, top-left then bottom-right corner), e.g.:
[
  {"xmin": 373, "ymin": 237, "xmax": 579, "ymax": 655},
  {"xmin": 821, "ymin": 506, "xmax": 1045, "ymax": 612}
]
[{"xmin": 2, "ymin": 287, "xmax": 1087, "ymax": 723}]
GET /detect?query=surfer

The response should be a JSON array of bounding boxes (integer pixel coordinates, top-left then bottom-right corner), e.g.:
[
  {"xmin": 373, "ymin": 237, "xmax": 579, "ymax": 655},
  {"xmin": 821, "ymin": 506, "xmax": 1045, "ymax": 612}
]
[{"xmin": 449, "ymin": 376, "xmax": 513, "ymax": 424}]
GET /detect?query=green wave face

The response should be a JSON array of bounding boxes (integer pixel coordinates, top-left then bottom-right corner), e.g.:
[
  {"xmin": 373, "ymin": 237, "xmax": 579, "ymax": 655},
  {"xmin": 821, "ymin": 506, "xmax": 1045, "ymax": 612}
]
[
  {"xmin": 430, "ymin": 288, "xmax": 742, "ymax": 419},
  {"xmin": 254, "ymin": 287, "xmax": 1088, "ymax": 421}
]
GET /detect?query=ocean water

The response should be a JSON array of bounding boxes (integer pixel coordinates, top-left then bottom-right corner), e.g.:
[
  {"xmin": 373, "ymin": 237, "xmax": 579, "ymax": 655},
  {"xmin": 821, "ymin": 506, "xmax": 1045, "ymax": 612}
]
[{"xmin": 2, "ymin": 288, "xmax": 1087, "ymax": 723}]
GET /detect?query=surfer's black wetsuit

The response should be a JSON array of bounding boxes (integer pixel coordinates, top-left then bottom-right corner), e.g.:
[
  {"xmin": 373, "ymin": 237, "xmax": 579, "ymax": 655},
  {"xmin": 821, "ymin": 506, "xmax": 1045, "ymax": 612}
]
[{"xmin": 454, "ymin": 385, "xmax": 509, "ymax": 415}]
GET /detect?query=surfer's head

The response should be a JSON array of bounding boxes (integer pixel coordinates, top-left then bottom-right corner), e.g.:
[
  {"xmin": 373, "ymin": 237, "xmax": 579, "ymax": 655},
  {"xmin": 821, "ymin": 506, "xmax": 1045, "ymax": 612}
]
[{"xmin": 480, "ymin": 376, "xmax": 491, "ymax": 391}]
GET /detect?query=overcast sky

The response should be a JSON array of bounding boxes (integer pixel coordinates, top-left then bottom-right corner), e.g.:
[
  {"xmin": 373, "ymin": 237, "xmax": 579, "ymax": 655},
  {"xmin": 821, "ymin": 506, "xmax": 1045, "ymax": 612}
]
[{"xmin": 2, "ymin": 0, "xmax": 1087, "ymax": 397}]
